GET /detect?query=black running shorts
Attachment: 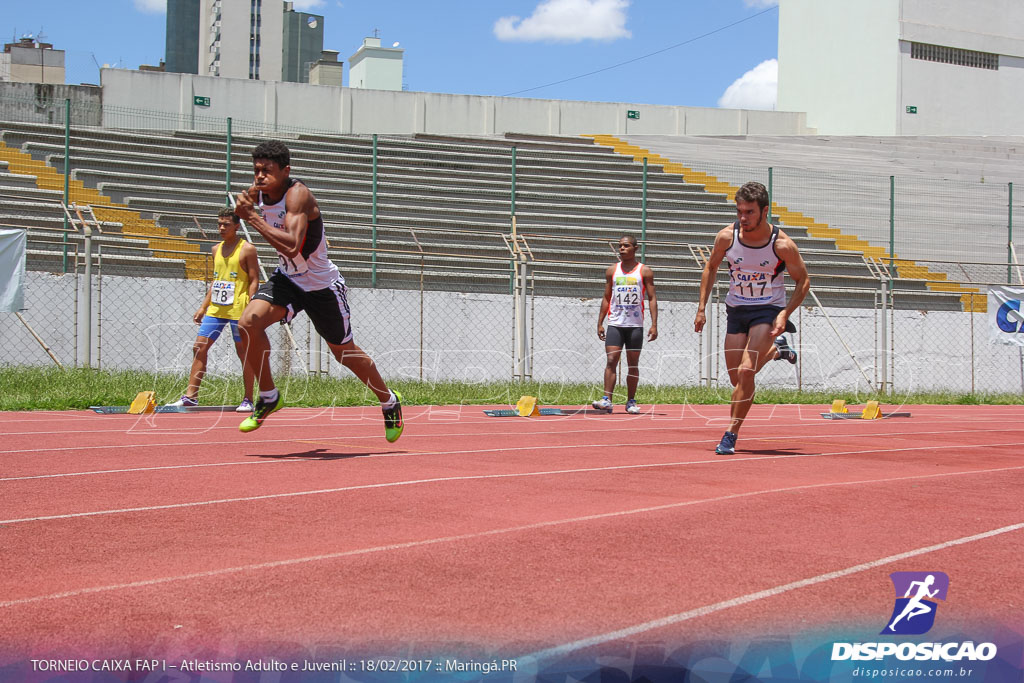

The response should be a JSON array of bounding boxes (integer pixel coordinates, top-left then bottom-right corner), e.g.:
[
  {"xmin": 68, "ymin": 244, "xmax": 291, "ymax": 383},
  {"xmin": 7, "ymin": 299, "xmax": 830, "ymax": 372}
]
[
  {"xmin": 605, "ymin": 325, "xmax": 644, "ymax": 350},
  {"xmin": 725, "ymin": 304, "xmax": 797, "ymax": 336},
  {"xmin": 252, "ymin": 271, "xmax": 353, "ymax": 345}
]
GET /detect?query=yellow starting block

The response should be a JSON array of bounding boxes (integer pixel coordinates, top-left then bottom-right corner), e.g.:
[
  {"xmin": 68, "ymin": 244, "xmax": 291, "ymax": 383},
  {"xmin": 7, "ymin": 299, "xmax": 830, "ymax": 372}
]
[
  {"xmin": 127, "ymin": 390, "xmax": 156, "ymax": 414},
  {"xmin": 822, "ymin": 399, "xmax": 910, "ymax": 420},
  {"xmin": 516, "ymin": 395, "xmax": 540, "ymax": 417},
  {"xmin": 861, "ymin": 400, "xmax": 881, "ymax": 420},
  {"xmin": 482, "ymin": 396, "xmax": 568, "ymax": 417}
]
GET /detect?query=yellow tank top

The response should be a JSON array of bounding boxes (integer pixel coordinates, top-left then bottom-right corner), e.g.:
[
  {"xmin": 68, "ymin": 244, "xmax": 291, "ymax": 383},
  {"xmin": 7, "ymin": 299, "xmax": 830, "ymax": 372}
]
[{"xmin": 207, "ymin": 239, "xmax": 251, "ymax": 321}]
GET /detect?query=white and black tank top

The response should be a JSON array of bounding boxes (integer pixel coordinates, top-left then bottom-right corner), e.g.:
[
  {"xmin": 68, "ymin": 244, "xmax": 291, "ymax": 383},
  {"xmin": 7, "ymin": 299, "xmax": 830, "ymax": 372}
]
[
  {"xmin": 259, "ymin": 178, "xmax": 341, "ymax": 291},
  {"xmin": 724, "ymin": 222, "xmax": 787, "ymax": 307}
]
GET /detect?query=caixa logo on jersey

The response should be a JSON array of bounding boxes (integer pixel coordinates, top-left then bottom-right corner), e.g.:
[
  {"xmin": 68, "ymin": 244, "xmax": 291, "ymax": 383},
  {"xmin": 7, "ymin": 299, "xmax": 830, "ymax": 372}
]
[{"xmin": 831, "ymin": 572, "xmax": 998, "ymax": 662}]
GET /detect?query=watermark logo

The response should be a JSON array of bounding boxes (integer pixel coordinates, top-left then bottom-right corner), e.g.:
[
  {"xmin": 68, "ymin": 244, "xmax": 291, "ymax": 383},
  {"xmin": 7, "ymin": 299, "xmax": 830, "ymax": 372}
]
[{"xmin": 882, "ymin": 571, "xmax": 949, "ymax": 635}]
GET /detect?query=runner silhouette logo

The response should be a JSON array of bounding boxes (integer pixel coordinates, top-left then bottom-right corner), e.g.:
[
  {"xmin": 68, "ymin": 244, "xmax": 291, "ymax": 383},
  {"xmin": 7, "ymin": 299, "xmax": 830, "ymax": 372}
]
[{"xmin": 882, "ymin": 572, "xmax": 949, "ymax": 635}]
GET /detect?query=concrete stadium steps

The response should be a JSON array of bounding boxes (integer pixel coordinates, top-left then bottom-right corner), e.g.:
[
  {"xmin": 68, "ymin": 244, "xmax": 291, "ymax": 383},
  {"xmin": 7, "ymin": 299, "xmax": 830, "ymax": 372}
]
[
  {"xmin": 0, "ymin": 121, "xmax": 980, "ymax": 310},
  {"xmin": 24, "ymin": 231, "xmax": 190, "ymax": 279},
  {"xmin": 25, "ymin": 249, "xmax": 188, "ymax": 279},
  {"xmin": 590, "ymin": 134, "xmax": 979, "ymax": 312},
  {"xmin": 0, "ymin": 136, "xmax": 206, "ymax": 279}
]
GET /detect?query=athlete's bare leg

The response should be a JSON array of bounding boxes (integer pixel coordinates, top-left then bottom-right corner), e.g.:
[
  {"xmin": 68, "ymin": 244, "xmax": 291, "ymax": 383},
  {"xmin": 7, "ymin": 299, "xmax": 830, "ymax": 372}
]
[
  {"xmin": 237, "ymin": 299, "xmax": 288, "ymax": 393},
  {"xmin": 726, "ymin": 324, "xmax": 777, "ymax": 435},
  {"xmin": 329, "ymin": 339, "xmax": 391, "ymax": 402},
  {"xmin": 183, "ymin": 336, "xmax": 214, "ymax": 400},
  {"xmin": 602, "ymin": 346, "xmax": 623, "ymax": 398},
  {"xmin": 625, "ymin": 349, "xmax": 641, "ymax": 401},
  {"xmin": 232, "ymin": 334, "xmax": 255, "ymax": 403}
]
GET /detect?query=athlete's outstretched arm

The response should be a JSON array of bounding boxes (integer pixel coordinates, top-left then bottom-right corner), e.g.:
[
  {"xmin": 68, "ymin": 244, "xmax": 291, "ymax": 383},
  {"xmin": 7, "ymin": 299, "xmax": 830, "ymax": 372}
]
[
  {"xmin": 770, "ymin": 232, "xmax": 810, "ymax": 337},
  {"xmin": 596, "ymin": 265, "xmax": 614, "ymax": 341},
  {"xmin": 643, "ymin": 265, "xmax": 659, "ymax": 341},
  {"xmin": 695, "ymin": 226, "xmax": 732, "ymax": 333}
]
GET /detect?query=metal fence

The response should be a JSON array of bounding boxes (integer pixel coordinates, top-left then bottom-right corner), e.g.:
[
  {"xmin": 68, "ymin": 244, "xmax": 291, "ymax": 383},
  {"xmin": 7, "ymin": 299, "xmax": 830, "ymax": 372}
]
[{"xmin": 5, "ymin": 214, "xmax": 1024, "ymax": 397}]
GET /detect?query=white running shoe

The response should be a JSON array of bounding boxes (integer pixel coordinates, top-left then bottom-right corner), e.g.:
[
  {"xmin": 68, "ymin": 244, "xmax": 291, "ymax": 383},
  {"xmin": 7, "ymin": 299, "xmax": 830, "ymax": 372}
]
[
  {"xmin": 592, "ymin": 396, "xmax": 613, "ymax": 411},
  {"xmin": 235, "ymin": 397, "xmax": 254, "ymax": 413},
  {"xmin": 166, "ymin": 395, "xmax": 198, "ymax": 408},
  {"xmin": 625, "ymin": 399, "xmax": 640, "ymax": 414}
]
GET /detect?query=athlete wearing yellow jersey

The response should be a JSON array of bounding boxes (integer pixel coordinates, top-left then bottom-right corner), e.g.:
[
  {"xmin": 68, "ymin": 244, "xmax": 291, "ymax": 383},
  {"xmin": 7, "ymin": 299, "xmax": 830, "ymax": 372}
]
[
  {"xmin": 594, "ymin": 235, "xmax": 658, "ymax": 414},
  {"xmin": 167, "ymin": 208, "xmax": 260, "ymax": 411}
]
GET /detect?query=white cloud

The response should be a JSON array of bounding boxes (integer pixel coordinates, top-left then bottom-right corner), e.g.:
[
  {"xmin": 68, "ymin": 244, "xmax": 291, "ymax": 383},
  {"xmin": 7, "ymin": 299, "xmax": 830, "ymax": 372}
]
[
  {"xmin": 718, "ymin": 58, "xmax": 777, "ymax": 110},
  {"xmin": 495, "ymin": 0, "xmax": 631, "ymax": 43},
  {"xmin": 133, "ymin": 0, "xmax": 165, "ymax": 13},
  {"xmin": 292, "ymin": 0, "xmax": 326, "ymax": 9},
  {"xmin": 743, "ymin": 0, "xmax": 779, "ymax": 7}
]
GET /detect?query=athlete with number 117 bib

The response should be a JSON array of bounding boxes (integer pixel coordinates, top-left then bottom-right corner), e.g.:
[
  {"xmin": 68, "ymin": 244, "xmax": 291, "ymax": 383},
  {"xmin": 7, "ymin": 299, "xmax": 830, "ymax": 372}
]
[{"xmin": 694, "ymin": 181, "xmax": 809, "ymax": 455}]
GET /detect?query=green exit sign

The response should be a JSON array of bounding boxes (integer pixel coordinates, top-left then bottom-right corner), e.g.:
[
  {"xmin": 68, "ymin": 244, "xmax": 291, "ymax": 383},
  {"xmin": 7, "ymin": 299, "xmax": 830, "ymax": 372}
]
[
  {"xmin": 194, "ymin": 96, "xmax": 211, "ymax": 107},
  {"xmin": 906, "ymin": 105, "xmax": 917, "ymax": 114},
  {"xmin": 627, "ymin": 110, "xmax": 640, "ymax": 120}
]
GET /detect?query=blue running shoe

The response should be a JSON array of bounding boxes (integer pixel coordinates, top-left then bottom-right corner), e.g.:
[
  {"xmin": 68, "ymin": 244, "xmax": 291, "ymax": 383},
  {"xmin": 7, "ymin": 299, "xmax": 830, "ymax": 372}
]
[
  {"xmin": 715, "ymin": 431, "xmax": 737, "ymax": 455},
  {"xmin": 774, "ymin": 335, "xmax": 797, "ymax": 364}
]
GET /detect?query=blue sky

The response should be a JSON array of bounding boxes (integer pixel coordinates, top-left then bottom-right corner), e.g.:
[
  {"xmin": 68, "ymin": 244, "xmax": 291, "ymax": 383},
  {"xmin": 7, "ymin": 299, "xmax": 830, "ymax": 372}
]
[{"xmin": 4, "ymin": 0, "xmax": 780, "ymax": 109}]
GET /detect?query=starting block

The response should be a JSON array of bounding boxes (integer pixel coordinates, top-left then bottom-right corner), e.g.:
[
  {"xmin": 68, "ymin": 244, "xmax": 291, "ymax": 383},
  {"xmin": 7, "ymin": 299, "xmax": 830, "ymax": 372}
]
[
  {"xmin": 127, "ymin": 391, "xmax": 156, "ymax": 414},
  {"xmin": 821, "ymin": 399, "xmax": 911, "ymax": 420},
  {"xmin": 517, "ymin": 395, "xmax": 540, "ymax": 417},
  {"xmin": 483, "ymin": 395, "xmax": 567, "ymax": 417}
]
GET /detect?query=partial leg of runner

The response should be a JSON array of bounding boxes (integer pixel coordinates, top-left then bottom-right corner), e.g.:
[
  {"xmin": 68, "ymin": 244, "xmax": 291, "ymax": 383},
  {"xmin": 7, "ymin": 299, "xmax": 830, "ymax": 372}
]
[
  {"xmin": 717, "ymin": 324, "xmax": 777, "ymax": 454},
  {"xmin": 624, "ymin": 349, "xmax": 642, "ymax": 414},
  {"xmin": 594, "ymin": 346, "xmax": 622, "ymax": 410},
  {"xmin": 330, "ymin": 340, "xmax": 404, "ymax": 443},
  {"xmin": 237, "ymin": 300, "xmax": 288, "ymax": 432}
]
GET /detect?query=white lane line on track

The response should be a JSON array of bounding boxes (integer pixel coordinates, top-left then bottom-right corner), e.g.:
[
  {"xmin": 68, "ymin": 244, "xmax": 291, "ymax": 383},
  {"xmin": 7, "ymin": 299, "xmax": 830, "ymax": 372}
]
[
  {"xmin": 2, "ymin": 422, "xmax": 1023, "ymax": 457},
  {"xmin": 1, "ymin": 408, "xmax": 1019, "ymax": 437},
  {"xmin": 2, "ymin": 425, "xmax": 1022, "ymax": 482},
  {"xmin": 520, "ymin": 521, "xmax": 1024, "ymax": 664},
  {"xmin": 2, "ymin": 442, "xmax": 1022, "ymax": 525},
  {"xmin": 1, "ymin": 466, "xmax": 1021, "ymax": 609}
]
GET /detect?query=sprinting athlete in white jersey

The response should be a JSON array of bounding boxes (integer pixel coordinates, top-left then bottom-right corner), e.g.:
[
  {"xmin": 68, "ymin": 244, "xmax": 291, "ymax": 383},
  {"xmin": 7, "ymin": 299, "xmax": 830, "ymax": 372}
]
[
  {"xmin": 232, "ymin": 140, "xmax": 404, "ymax": 442},
  {"xmin": 694, "ymin": 181, "xmax": 809, "ymax": 455},
  {"xmin": 593, "ymin": 235, "xmax": 658, "ymax": 414}
]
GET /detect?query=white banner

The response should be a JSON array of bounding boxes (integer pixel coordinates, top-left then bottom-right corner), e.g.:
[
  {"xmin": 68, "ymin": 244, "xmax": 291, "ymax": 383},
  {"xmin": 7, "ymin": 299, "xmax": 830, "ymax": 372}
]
[
  {"xmin": 988, "ymin": 285, "xmax": 1024, "ymax": 347},
  {"xmin": 0, "ymin": 228, "xmax": 26, "ymax": 313}
]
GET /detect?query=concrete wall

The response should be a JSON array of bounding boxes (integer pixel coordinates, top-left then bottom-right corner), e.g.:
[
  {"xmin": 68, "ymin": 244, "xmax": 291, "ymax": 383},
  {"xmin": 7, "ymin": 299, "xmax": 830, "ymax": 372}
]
[
  {"xmin": 0, "ymin": 82, "xmax": 101, "ymax": 125},
  {"xmin": 778, "ymin": 0, "xmax": 900, "ymax": 135},
  {"xmin": 779, "ymin": 0, "xmax": 1024, "ymax": 136},
  {"xmin": 896, "ymin": 0, "xmax": 1024, "ymax": 136},
  {"xmin": 99, "ymin": 69, "xmax": 814, "ymax": 136},
  {"xmin": 5, "ymin": 272, "xmax": 1021, "ymax": 396}
]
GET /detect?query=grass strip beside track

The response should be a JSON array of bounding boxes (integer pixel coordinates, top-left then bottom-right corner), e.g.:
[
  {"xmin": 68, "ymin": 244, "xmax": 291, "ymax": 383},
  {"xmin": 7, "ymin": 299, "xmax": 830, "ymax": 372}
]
[{"xmin": 1, "ymin": 367, "xmax": 1022, "ymax": 411}]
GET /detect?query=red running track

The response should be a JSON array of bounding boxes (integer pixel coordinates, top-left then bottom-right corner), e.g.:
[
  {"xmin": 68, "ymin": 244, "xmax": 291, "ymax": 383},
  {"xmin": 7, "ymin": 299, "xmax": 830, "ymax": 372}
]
[{"xmin": 0, "ymin": 403, "xmax": 1021, "ymax": 664}]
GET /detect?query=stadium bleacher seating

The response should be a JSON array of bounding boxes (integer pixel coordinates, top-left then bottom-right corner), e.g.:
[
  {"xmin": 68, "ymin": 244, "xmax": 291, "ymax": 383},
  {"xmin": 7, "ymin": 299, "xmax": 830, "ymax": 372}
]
[{"xmin": 2, "ymin": 120, "xmax": 1012, "ymax": 311}]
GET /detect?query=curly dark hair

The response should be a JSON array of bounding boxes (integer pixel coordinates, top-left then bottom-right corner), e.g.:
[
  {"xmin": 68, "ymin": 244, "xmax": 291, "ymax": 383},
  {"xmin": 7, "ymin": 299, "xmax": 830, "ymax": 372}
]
[
  {"xmin": 252, "ymin": 140, "xmax": 291, "ymax": 168},
  {"xmin": 734, "ymin": 181, "xmax": 769, "ymax": 210}
]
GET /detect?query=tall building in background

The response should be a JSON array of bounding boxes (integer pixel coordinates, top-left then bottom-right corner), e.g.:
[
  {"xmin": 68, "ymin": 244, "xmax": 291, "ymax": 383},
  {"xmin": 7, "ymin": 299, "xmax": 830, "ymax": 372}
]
[
  {"xmin": 0, "ymin": 37, "xmax": 65, "ymax": 84},
  {"xmin": 198, "ymin": 0, "xmax": 283, "ymax": 80},
  {"xmin": 165, "ymin": 0, "xmax": 325, "ymax": 82},
  {"xmin": 165, "ymin": 0, "xmax": 200, "ymax": 74},
  {"xmin": 282, "ymin": 3, "xmax": 324, "ymax": 83}
]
